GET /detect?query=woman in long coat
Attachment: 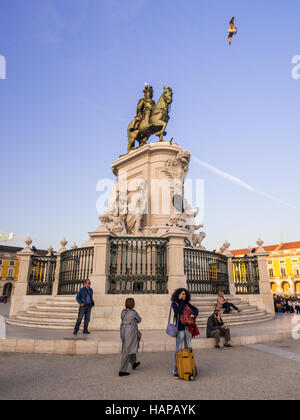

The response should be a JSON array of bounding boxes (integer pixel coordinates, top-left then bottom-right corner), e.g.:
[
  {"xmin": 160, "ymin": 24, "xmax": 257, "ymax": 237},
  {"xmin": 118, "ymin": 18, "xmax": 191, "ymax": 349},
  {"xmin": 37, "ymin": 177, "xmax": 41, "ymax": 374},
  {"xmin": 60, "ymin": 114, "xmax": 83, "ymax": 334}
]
[{"xmin": 119, "ymin": 298, "xmax": 142, "ymax": 377}]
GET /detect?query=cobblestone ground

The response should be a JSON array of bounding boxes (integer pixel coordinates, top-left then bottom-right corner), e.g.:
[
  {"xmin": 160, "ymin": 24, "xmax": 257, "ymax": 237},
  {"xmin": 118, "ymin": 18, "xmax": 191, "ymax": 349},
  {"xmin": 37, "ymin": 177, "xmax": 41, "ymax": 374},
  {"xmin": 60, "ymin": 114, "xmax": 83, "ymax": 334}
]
[{"xmin": 1, "ymin": 338, "xmax": 300, "ymax": 400}]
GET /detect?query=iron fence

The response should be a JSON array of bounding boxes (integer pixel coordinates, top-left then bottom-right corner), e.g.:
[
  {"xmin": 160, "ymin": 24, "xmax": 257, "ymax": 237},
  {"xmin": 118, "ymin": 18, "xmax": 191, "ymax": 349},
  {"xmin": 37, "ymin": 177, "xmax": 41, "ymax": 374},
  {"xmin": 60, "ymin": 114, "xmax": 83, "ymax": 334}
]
[
  {"xmin": 58, "ymin": 247, "xmax": 94, "ymax": 295},
  {"xmin": 184, "ymin": 249, "xmax": 229, "ymax": 294},
  {"xmin": 27, "ymin": 255, "xmax": 57, "ymax": 295},
  {"xmin": 108, "ymin": 237, "xmax": 168, "ymax": 294},
  {"xmin": 232, "ymin": 256, "xmax": 260, "ymax": 294}
]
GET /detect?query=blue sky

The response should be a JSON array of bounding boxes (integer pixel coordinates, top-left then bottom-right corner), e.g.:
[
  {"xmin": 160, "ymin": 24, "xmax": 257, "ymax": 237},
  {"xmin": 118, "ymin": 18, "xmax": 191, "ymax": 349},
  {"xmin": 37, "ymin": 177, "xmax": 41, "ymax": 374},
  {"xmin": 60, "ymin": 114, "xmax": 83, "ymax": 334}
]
[{"xmin": 0, "ymin": 0, "xmax": 300, "ymax": 251}]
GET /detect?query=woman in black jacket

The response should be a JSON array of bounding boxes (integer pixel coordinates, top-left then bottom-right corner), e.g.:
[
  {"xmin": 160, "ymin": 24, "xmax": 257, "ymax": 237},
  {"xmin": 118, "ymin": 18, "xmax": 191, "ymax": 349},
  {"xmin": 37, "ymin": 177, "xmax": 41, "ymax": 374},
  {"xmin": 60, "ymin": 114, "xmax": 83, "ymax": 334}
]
[{"xmin": 171, "ymin": 288, "xmax": 199, "ymax": 377}]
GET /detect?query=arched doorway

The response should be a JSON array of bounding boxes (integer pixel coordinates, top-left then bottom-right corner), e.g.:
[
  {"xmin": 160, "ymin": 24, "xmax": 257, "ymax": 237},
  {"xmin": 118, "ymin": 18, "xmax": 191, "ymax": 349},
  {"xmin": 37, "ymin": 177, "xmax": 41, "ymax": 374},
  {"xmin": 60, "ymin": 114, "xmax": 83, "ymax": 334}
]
[
  {"xmin": 3, "ymin": 283, "xmax": 12, "ymax": 300},
  {"xmin": 295, "ymin": 282, "xmax": 300, "ymax": 295},
  {"xmin": 282, "ymin": 281, "xmax": 290, "ymax": 294},
  {"xmin": 271, "ymin": 282, "xmax": 277, "ymax": 293}
]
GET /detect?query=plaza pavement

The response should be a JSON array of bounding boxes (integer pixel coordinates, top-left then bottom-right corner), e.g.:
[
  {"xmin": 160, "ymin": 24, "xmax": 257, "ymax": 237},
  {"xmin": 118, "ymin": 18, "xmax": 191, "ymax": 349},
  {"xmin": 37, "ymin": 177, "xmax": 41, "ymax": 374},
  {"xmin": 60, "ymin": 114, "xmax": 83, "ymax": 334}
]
[
  {"xmin": 0, "ymin": 303, "xmax": 299, "ymax": 355},
  {"xmin": 0, "ymin": 337, "xmax": 300, "ymax": 400}
]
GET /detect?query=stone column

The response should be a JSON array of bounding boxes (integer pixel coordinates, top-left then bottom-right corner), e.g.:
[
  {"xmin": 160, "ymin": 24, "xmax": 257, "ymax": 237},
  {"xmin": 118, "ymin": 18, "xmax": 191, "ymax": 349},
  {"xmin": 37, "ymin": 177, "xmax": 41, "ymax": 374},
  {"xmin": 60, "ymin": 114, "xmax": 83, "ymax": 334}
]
[
  {"xmin": 52, "ymin": 239, "xmax": 68, "ymax": 296},
  {"xmin": 162, "ymin": 229, "xmax": 190, "ymax": 296},
  {"xmin": 88, "ymin": 225, "xmax": 112, "ymax": 296},
  {"xmin": 9, "ymin": 238, "xmax": 33, "ymax": 317},
  {"xmin": 254, "ymin": 238, "xmax": 275, "ymax": 315},
  {"xmin": 222, "ymin": 241, "xmax": 236, "ymax": 296}
]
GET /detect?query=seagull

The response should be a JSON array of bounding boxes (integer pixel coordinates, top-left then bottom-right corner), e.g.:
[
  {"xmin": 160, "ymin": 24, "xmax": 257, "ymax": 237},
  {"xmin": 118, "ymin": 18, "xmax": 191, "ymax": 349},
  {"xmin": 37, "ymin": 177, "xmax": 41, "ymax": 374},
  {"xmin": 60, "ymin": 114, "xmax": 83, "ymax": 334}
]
[{"xmin": 227, "ymin": 17, "xmax": 238, "ymax": 46}]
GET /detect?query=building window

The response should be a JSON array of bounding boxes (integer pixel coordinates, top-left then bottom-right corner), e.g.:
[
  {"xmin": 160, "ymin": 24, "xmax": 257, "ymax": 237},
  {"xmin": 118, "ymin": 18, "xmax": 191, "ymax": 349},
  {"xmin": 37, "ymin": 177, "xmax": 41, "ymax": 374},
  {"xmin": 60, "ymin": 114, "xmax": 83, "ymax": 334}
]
[
  {"xmin": 280, "ymin": 268, "xmax": 286, "ymax": 277},
  {"xmin": 268, "ymin": 260, "xmax": 273, "ymax": 265},
  {"xmin": 269, "ymin": 268, "xmax": 274, "ymax": 277},
  {"xmin": 7, "ymin": 268, "xmax": 14, "ymax": 278},
  {"xmin": 280, "ymin": 260, "xmax": 285, "ymax": 264},
  {"xmin": 9, "ymin": 261, "xmax": 15, "ymax": 266},
  {"xmin": 293, "ymin": 267, "xmax": 300, "ymax": 276},
  {"xmin": 0, "ymin": 260, "xmax": 2, "ymax": 265}
]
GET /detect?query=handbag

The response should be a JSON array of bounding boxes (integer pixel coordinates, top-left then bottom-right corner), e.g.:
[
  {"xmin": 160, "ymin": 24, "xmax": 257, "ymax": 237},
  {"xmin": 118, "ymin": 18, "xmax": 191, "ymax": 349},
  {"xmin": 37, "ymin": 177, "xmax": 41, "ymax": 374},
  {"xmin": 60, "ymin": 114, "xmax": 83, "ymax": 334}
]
[
  {"xmin": 180, "ymin": 304, "xmax": 196, "ymax": 326},
  {"xmin": 166, "ymin": 304, "xmax": 179, "ymax": 337}
]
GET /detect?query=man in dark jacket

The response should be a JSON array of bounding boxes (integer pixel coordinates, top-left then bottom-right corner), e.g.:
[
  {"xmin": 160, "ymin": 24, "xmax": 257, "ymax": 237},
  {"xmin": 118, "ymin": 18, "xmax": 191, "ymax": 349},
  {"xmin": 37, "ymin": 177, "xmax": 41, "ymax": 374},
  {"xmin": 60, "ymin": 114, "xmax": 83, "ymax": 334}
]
[
  {"xmin": 206, "ymin": 309, "xmax": 232, "ymax": 349},
  {"xmin": 73, "ymin": 280, "xmax": 94, "ymax": 335}
]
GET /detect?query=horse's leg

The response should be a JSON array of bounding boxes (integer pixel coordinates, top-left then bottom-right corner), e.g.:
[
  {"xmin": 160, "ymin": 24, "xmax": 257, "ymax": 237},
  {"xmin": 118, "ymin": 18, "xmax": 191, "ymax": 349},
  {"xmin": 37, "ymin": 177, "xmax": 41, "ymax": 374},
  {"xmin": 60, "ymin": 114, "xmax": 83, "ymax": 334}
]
[
  {"xmin": 139, "ymin": 137, "xmax": 148, "ymax": 148},
  {"xmin": 155, "ymin": 121, "xmax": 167, "ymax": 141},
  {"xmin": 127, "ymin": 131, "xmax": 136, "ymax": 152}
]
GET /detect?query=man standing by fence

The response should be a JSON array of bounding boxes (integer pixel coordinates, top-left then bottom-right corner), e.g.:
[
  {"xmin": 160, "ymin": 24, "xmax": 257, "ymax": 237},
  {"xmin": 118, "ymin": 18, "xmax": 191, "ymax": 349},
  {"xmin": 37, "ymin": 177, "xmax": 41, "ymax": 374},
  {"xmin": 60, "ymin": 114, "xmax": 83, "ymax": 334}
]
[{"xmin": 73, "ymin": 280, "xmax": 94, "ymax": 335}]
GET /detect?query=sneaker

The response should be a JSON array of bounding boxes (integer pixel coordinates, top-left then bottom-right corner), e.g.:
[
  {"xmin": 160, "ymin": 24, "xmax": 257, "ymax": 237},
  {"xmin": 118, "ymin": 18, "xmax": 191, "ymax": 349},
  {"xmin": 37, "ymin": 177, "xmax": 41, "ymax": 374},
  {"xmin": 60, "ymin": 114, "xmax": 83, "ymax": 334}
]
[
  {"xmin": 215, "ymin": 345, "xmax": 221, "ymax": 349},
  {"xmin": 73, "ymin": 331, "xmax": 78, "ymax": 335},
  {"xmin": 224, "ymin": 344, "xmax": 233, "ymax": 348},
  {"xmin": 119, "ymin": 372, "xmax": 130, "ymax": 377},
  {"xmin": 132, "ymin": 362, "xmax": 140, "ymax": 370},
  {"xmin": 173, "ymin": 373, "xmax": 179, "ymax": 378},
  {"xmin": 83, "ymin": 331, "xmax": 90, "ymax": 334}
]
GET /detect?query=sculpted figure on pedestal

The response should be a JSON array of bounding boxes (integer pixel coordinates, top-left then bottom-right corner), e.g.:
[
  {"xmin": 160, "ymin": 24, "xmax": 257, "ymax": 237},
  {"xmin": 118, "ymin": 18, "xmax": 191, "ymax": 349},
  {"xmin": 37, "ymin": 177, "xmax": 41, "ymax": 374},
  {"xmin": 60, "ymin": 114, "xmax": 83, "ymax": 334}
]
[{"xmin": 127, "ymin": 84, "xmax": 173, "ymax": 152}]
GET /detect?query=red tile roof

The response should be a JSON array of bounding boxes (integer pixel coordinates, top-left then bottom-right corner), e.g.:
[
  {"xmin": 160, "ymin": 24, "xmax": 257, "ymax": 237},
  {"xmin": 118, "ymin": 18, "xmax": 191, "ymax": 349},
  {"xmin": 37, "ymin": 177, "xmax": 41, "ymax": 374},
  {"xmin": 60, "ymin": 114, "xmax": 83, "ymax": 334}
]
[
  {"xmin": 0, "ymin": 245, "xmax": 47, "ymax": 256},
  {"xmin": 231, "ymin": 241, "xmax": 300, "ymax": 256}
]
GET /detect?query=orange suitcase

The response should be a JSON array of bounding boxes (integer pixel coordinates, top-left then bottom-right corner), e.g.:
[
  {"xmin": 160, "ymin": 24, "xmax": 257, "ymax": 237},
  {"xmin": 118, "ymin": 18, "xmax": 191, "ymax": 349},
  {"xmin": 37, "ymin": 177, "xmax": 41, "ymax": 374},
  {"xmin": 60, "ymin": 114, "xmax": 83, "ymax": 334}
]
[{"xmin": 176, "ymin": 348, "xmax": 197, "ymax": 381}]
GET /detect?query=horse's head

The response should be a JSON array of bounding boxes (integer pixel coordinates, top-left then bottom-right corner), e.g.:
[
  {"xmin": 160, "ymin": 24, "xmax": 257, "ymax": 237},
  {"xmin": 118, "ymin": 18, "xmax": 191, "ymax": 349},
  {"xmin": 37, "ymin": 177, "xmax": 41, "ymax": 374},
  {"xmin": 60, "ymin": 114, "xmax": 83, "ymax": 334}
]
[{"xmin": 162, "ymin": 86, "xmax": 173, "ymax": 105}]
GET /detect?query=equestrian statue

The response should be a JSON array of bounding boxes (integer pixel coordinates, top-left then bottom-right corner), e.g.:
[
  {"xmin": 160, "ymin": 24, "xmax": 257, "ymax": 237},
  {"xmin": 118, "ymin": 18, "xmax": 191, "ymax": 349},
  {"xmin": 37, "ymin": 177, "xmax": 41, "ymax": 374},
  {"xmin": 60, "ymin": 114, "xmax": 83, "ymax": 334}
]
[{"xmin": 127, "ymin": 84, "xmax": 173, "ymax": 153}]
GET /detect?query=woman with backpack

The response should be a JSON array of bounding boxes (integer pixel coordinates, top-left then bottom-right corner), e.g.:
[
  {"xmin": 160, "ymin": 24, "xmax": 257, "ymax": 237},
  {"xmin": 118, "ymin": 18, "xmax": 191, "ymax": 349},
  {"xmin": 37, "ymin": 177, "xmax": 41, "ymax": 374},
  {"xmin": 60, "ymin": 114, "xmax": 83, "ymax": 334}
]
[{"xmin": 171, "ymin": 288, "xmax": 199, "ymax": 377}]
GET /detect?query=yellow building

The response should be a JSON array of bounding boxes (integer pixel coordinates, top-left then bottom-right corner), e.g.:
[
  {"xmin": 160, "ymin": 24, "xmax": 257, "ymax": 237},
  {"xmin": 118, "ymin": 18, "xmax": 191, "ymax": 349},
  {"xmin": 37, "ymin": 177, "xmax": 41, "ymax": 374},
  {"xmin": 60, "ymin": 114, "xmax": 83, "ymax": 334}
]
[
  {"xmin": 0, "ymin": 245, "xmax": 22, "ymax": 299},
  {"xmin": 232, "ymin": 241, "xmax": 300, "ymax": 296},
  {"xmin": 0, "ymin": 245, "xmax": 47, "ymax": 300}
]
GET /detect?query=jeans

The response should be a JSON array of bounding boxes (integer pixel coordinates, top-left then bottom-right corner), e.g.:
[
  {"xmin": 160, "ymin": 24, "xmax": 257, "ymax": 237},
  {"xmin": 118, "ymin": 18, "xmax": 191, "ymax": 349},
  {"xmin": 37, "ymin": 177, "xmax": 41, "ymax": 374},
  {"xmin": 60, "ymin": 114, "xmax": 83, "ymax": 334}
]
[
  {"xmin": 74, "ymin": 304, "xmax": 92, "ymax": 333},
  {"xmin": 173, "ymin": 328, "xmax": 192, "ymax": 374}
]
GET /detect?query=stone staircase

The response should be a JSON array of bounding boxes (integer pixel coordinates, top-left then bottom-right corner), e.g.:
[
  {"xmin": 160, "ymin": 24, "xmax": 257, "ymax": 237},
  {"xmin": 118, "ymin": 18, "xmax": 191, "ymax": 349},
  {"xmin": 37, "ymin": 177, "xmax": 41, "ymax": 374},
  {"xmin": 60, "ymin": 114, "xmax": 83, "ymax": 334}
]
[
  {"xmin": 6, "ymin": 295, "xmax": 274, "ymax": 330},
  {"xmin": 192, "ymin": 295, "xmax": 274, "ymax": 327},
  {"xmin": 7, "ymin": 296, "xmax": 78, "ymax": 330}
]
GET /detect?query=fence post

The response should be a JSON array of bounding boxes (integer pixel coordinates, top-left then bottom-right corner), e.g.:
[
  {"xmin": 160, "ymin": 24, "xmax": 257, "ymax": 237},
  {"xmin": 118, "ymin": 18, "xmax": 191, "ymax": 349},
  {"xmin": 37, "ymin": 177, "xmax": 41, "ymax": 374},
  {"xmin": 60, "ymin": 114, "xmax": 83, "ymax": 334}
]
[
  {"xmin": 255, "ymin": 238, "xmax": 275, "ymax": 315},
  {"xmin": 88, "ymin": 225, "xmax": 111, "ymax": 296},
  {"xmin": 9, "ymin": 238, "xmax": 33, "ymax": 317},
  {"xmin": 222, "ymin": 241, "xmax": 236, "ymax": 296},
  {"xmin": 51, "ymin": 239, "xmax": 68, "ymax": 296},
  {"xmin": 162, "ymin": 229, "xmax": 190, "ymax": 295}
]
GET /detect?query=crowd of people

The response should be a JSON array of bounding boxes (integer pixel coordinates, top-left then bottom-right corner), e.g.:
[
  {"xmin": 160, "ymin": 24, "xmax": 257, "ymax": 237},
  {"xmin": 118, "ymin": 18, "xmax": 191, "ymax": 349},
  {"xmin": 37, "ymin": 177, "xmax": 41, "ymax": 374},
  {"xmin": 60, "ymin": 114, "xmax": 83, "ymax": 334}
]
[{"xmin": 273, "ymin": 295, "xmax": 300, "ymax": 314}]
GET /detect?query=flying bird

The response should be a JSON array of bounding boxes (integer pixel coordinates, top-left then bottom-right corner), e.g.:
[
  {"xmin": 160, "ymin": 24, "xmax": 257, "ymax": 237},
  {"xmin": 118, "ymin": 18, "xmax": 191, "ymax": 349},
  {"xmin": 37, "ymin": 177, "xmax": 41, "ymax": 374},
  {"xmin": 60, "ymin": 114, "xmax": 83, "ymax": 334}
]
[{"xmin": 227, "ymin": 17, "xmax": 238, "ymax": 46}]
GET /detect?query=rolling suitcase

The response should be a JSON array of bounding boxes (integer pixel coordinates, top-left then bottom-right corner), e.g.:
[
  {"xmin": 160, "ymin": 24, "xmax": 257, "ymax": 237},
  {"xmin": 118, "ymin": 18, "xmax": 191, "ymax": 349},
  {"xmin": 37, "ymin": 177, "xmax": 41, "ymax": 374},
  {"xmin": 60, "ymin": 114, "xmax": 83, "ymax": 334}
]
[{"xmin": 176, "ymin": 347, "xmax": 197, "ymax": 381}]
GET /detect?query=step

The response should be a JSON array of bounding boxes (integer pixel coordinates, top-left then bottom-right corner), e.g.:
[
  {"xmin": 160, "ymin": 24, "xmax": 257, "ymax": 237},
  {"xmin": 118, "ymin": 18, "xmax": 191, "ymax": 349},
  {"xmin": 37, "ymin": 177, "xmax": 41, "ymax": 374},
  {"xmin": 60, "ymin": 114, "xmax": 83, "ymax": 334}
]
[
  {"xmin": 196, "ymin": 308, "xmax": 264, "ymax": 317},
  {"xmin": 16, "ymin": 313, "xmax": 75, "ymax": 324},
  {"xmin": 198, "ymin": 314, "xmax": 274, "ymax": 328},
  {"xmin": 27, "ymin": 308, "xmax": 78, "ymax": 316},
  {"xmin": 6, "ymin": 317, "xmax": 74, "ymax": 330},
  {"xmin": 197, "ymin": 310, "xmax": 267, "ymax": 323}
]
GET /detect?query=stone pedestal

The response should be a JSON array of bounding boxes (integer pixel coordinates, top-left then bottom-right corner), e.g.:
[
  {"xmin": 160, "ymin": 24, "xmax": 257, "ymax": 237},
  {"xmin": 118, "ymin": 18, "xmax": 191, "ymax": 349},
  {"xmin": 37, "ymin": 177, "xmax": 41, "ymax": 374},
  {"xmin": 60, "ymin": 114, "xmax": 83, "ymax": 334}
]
[
  {"xmin": 108, "ymin": 142, "xmax": 191, "ymax": 236},
  {"xmin": 9, "ymin": 247, "xmax": 33, "ymax": 317}
]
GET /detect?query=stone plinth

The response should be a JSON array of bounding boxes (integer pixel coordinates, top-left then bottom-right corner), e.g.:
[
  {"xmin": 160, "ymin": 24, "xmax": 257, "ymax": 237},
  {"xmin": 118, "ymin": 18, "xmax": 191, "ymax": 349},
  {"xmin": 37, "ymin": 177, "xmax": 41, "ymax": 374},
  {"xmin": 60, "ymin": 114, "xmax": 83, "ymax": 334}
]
[{"xmin": 108, "ymin": 141, "xmax": 191, "ymax": 236}]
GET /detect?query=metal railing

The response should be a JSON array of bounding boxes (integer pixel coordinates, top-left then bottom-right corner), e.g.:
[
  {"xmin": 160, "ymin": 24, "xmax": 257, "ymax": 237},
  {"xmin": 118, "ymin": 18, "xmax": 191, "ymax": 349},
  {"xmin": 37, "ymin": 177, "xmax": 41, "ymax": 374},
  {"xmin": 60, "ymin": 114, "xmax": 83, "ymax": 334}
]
[
  {"xmin": 232, "ymin": 255, "xmax": 260, "ymax": 294},
  {"xmin": 58, "ymin": 247, "xmax": 94, "ymax": 295},
  {"xmin": 27, "ymin": 255, "xmax": 57, "ymax": 295},
  {"xmin": 108, "ymin": 237, "xmax": 168, "ymax": 294},
  {"xmin": 184, "ymin": 249, "xmax": 229, "ymax": 295}
]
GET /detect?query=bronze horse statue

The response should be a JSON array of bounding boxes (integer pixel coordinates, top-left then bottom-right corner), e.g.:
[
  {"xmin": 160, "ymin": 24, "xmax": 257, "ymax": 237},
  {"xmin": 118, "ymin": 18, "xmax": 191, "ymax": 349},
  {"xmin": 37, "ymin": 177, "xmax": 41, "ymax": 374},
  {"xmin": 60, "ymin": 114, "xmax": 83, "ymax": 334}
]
[{"xmin": 127, "ymin": 86, "xmax": 173, "ymax": 153}]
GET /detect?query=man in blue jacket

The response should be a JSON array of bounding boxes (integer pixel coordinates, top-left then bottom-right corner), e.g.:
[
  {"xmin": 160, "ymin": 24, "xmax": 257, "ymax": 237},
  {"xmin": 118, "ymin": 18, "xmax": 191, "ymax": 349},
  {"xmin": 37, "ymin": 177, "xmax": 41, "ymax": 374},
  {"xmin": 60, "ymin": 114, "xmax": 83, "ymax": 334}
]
[{"xmin": 73, "ymin": 280, "xmax": 94, "ymax": 335}]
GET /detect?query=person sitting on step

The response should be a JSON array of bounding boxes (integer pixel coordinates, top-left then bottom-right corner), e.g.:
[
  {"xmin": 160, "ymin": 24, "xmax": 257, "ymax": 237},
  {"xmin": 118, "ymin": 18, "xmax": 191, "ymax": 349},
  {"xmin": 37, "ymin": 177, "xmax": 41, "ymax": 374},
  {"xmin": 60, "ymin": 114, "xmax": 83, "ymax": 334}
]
[
  {"xmin": 206, "ymin": 309, "xmax": 232, "ymax": 349},
  {"xmin": 216, "ymin": 291, "xmax": 241, "ymax": 314}
]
